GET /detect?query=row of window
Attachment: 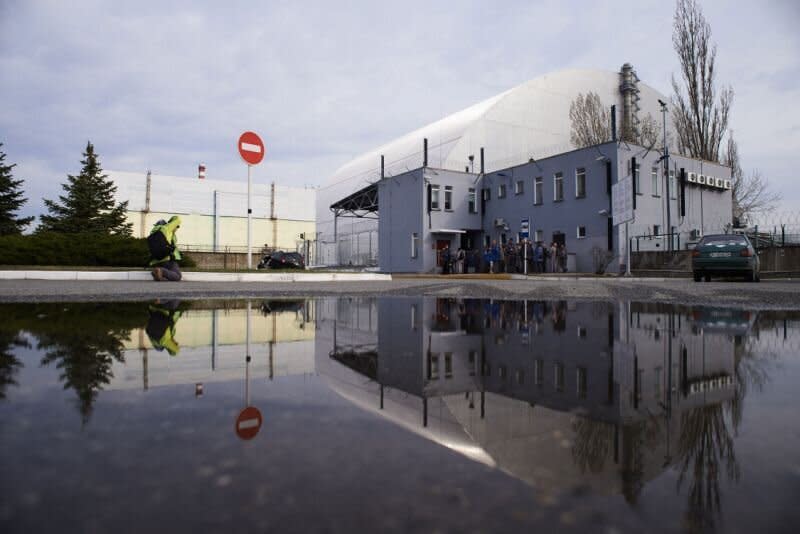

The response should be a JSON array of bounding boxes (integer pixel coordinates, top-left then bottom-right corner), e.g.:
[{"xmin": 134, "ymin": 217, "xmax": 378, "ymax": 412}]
[
  {"xmin": 427, "ymin": 352, "xmax": 589, "ymax": 398},
  {"xmin": 639, "ymin": 166, "xmax": 678, "ymax": 199},
  {"xmin": 428, "ymin": 168, "xmax": 590, "ymax": 213},
  {"xmin": 484, "ymin": 168, "xmax": 587, "ymax": 204}
]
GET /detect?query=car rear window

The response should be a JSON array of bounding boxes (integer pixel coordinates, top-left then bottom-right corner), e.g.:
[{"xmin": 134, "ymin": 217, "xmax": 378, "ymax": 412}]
[{"xmin": 700, "ymin": 236, "xmax": 747, "ymax": 246}]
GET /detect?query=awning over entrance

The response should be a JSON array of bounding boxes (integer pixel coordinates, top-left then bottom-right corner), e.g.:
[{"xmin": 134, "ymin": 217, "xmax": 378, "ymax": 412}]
[
  {"xmin": 329, "ymin": 182, "xmax": 378, "ymax": 219},
  {"xmin": 431, "ymin": 229, "xmax": 467, "ymax": 234}
]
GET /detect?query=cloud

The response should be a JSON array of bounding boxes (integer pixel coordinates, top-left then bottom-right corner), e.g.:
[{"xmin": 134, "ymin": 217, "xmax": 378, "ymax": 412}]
[{"xmin": 1, "ymin": 0, "xmax": 798, "ymax": 221}]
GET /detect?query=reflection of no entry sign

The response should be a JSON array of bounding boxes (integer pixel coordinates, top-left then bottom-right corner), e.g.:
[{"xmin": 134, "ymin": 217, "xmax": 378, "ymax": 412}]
[
  {"xmin": 235, "ymin": 406, "xmax": 263, "ymax": 440},
  {"xmin": 238, "ymin": 131, "xmax": 265, "ymax": 165}
]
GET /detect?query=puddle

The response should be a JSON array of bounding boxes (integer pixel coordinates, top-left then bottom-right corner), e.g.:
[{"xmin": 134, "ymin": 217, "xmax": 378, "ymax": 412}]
[{"xmin": 1, "ymin": 298, "xmax": 799, "ymax": 533}]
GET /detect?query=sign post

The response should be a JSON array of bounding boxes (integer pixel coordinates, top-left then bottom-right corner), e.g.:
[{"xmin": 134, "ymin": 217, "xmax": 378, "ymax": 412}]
[
  {"xmin": 611, "ymin": 177, "xmax": 635, "ymax": 276},
  {"xmin": 520, "ymin": 218, "xmax": 530, "ymax": 275},
  {"xmin": 238, "ymin": 132, "xmax": 266, "ymax": 269},
  {"xmin": 235, "ymin": 300, "xmax": 263, "ymax": 441}
]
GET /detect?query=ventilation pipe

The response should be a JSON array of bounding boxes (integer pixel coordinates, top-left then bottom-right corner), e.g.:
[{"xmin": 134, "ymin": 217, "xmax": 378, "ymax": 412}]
[
  {"xmin": 611, "ymin": 105, "xmax": 617, "ymax": 142},
  {"xmin": 423, "ymin": 138, "xmax": 428, "ymax": 167},
  {"xmin": 480, "ymin": 147, "xmax": 485, "ymax": 174}
]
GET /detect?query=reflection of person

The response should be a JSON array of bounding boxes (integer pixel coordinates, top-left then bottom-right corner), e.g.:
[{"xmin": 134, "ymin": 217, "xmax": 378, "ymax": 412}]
[
  {"xmin": 146, "ymin": 301, "xmax": 183, "ymax": 356},
  {"xmin": 148, "ymin": 216, "xmax": 183, "ymax": 281}
]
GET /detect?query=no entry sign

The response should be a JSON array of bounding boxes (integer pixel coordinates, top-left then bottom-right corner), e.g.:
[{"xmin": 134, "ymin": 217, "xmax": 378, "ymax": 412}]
[
  {"xmin": 235, "ymin": 406, "xmax": 263, "ymax": 440},
  {"xmin": 238, "ymin": 131, "xmax": 265, "ymax": 165}
]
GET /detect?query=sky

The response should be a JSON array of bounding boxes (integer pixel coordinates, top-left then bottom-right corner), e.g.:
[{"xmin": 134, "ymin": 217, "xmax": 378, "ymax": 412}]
[{"xmin": 1, "ymin": 0, "xmax": 799, "ymax": 226}]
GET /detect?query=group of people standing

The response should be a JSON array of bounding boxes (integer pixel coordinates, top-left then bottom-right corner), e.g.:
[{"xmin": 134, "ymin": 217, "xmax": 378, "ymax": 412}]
[
  {"xmin": 484, "ymin": 239, "xmax": 567, "ymax": 274},
  {"xmin": 439, "ymin": 239, "xmax": 567, "ymax": 274}
]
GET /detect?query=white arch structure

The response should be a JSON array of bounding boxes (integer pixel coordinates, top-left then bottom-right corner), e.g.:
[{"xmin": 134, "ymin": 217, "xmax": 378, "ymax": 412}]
[{"xmin": 317, "ymin": 67, "xmax": 669, "ymax": 266}]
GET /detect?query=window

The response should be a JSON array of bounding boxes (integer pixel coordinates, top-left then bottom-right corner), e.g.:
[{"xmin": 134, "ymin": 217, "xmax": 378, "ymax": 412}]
[
  {"xmin": 633, "ymin": 161, "xmax": 642, "ymax": 195},
  {"xmin": 444, "ymin": 186, "xmax": 453, "ymax": 210},
  {"xmin": 651, "ymin": 167, "xmax": 660, "ymax": 197},
  {"xmin": 444, "ymin": 353, "xmax": 453, "ymax": 379},
  {"xmin": 535, "ymin": 359, "xmax": 544, "ymax": 386},
  {"xmin": 535, "ymin": 229, "xmax": 543, "ymax": 242},
  {"xmin": 515, "ymin": 180, "xmax": 524, "ymax": 195},
  {"xmin": 468, "ymin": 350, "xmax": 477, "ymax": 376},
  {"xmin": 577, "ymin": 226, "xmax": 586, "ymax": 239},
  {"xmin": 577, "ymin": 367, "xmax": 587, "ymax": 399},
  {"xmin": 516, "ymin": 369, "xmax": 525, "ymax": 385},
  {"xmin": 554, "ymin": 173, "xmax": 564, "ymax": 201},
  {"xmin": 468, "ymin": 188, "xmax": 477, "ymax": 213},
  {"xmin": 534, "ymin": 177, "xmax": 543, "ymax": 205},
  {"xmin": 670, "ymin": 170, "xmax": 677, "ymax": 199},
  {"xmin": 653, "ymin": 225, "xmax": 660, "ymax": 236},
  {"xmin": 577, "ymin": 325, "xmax": 587, "ymax": 338},
  {"xmin": 482, "ymin": 188, "xmax": 491, "ymax": 201},
  {"xmin": 430, "ymin": 185, "xmax": 440, "ymax": 210},
  {"xmin": 428, "ymin": 353, "xmax": 439, "ymax": 380},
  {"xmin": 411, "ymin": 233, "xmax": 419, "ymax": 258},
  {"xmin": 555, "ymin": 362, "xmax": 565, "ymax": 392},
  {"xmin": 498, "ymin": 184, "xmax": 506, "ymax": 198},
  {"xmin": 575, "ymin": 168, "xmax": 586, "ymax": 198}
]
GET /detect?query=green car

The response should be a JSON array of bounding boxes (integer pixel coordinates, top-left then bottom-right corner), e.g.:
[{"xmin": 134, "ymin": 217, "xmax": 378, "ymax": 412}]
[{"xmin": 692, "ymin": 234, "xmax": 760, "ymax": 282}]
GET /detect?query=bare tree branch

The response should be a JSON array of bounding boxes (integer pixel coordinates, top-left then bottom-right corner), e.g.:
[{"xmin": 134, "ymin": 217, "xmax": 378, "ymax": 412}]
[
  {"xmin": 569, "ymin": 92, "xmax": 612, "ymax": 148},
  {"xmin": 670, "ymin": 0, "xmax": 732, "ymax": 162},
  {"xmin": 723, "ymin": 134, "xmax": 780, "ymax": 223}
]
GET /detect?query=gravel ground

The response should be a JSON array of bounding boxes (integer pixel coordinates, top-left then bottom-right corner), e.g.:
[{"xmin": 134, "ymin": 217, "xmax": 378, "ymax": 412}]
[{"xmin": 1, "ymin": 277, "xmax": 800, "ymax": 308}]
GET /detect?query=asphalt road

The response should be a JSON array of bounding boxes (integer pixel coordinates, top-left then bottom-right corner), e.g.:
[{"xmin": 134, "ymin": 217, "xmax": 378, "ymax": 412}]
[{"xmin": 1, "ymin": 277, "xmax": 799, "ymax": 308}]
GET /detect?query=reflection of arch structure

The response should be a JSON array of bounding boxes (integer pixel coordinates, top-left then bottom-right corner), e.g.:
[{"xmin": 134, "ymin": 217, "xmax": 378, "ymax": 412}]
[{"xmin": 316, "ymin": 297, "xmax": 744, "ymax": 499}]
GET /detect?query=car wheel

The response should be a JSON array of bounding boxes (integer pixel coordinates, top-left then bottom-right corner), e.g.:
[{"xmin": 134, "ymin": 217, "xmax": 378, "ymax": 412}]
[
  {"xmin": 704, "ymin": 274, "xmax": 711, "ymax": 282},
  {"xmin": 693, "ymin": 272, "xmax": 701, "ymax": 282}
]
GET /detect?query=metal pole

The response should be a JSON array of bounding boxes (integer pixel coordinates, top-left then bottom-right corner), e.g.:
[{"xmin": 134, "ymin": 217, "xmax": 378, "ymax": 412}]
[
  {"xmin": 247, "ymin": 164, "xmax": 252, "ymax": 269},
  {"xmin": 524, "ymin": 240, "xmax": 528, "ymax": 275},
  {"xmin": 245, "ymin": 301, "xmax": 251, "ymax": 406},
  {"xmin": 661, "ymin": 102, "xmax": 671, "ymax": 251},
  {"xmin": 625, "ymin": 222, "xmax": 631, "ymax": 276}
]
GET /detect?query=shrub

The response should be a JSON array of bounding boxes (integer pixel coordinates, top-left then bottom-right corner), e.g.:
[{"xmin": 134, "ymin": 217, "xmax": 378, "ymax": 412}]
[{"xmin": 0, "ymin": 232, "xmax": 195, "ymax": 268}]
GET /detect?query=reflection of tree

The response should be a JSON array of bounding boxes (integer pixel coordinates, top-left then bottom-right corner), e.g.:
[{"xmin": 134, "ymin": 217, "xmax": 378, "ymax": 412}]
[
  {"xmin": 1, "ymin": 303, "xmax": 150, "ymax": 425},
  {"xmin": 571, "ymin": 417, "xmax": 614, "ymax": 474},
  {"xmin": 0, "ymin": 330, "xmax": 27, "ymax": 399},
  {"xmin": 36, "ymin": 304, "xmax": 148, "ymax": 424},
  {"xmin": 676, "ymin": 404, "xmax": 740, "ymax": 532}
]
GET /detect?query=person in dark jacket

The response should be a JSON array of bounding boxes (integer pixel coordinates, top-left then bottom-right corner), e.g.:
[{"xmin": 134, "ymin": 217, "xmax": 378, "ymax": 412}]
[{"xmin": 149, "ymin": 216, "xmax": 182, "ymax": 281}]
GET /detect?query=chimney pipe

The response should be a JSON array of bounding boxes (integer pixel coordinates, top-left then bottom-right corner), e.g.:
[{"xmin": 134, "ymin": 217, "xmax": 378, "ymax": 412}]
[
  {"xmin": 198, "ymin": 163, "xmax": 206, "ymax": 180},
  {"xmin": 480, "ymin": 147, "xmax": 485, "ymax": 174},
  {"xmin": 381, "ymin": 155, "xmax": 384, "ymax": 179},
  {"xmin": 611, "ymin": 105, "xmax": 617, "ymax": 141},
  {"xmin": 423, "ymin": 138, "xmax": 428, "ymax": 167}
]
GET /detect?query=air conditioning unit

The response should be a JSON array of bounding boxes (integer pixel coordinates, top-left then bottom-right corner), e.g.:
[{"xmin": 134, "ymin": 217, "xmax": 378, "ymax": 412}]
[
  {"xmin": 714, "ymin": 177, "xmax": 723, "ymax": 188},
  {"xmin": 707, "ymin": 176, "xmax": 716, "ymax": 187},
  {"xmin": 494, "ymin": 218, "xmax": 507, "ymax": 227},
  {"xmin": 690, "ymin": 229, "xmax": 701, "ymax": 240},
  {"xmin": 724, "ymin": 179, "xmax": 732, "ymax": 189},
  {"xmin": 697, "ymin": 175, "xmax": 706, "ymax": 185},
  {"xmin": 688, "ymin": 172, "xmax": 697, "ymax": 183}
]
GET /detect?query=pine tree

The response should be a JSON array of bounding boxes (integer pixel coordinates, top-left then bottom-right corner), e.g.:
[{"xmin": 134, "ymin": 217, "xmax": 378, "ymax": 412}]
[
  {"xmin": 0, "ymin": 143, "xmax": 35, "ymax": 235},
  {"xmin": 39, "ymin": 141, "xmax": 132, "ymax": 236}
]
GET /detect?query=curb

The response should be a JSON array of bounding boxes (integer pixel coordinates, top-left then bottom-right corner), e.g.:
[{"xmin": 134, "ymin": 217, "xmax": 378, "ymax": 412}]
[{"xmin": 0, "ymin": 270, "xmax": 392, "ymax": 282}]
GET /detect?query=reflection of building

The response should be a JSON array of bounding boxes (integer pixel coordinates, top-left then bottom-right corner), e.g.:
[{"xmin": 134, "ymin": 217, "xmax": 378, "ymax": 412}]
[
  {"xmin": 110, "ymin": 301, "xmax": 316, "ymax": 391},
  {"xmin": 316, "ymin": 297, "xmax": 742, "ymax": 499}
]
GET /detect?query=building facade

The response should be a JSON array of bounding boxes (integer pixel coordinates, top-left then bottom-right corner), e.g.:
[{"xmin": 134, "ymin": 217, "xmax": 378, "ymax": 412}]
[
  {"xmin": 378, "ymin": 141, "xmax": 731, "ymax": 273},
  {"xmin": 110, "ymin": 170, "xmax": 316, "ymax": 253}
]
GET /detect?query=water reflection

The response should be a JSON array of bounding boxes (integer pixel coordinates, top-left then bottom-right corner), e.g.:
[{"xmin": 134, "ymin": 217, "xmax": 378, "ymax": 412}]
[{"xmin": 315, "ymin": 297, "xmax": 793, "ymax": 529}]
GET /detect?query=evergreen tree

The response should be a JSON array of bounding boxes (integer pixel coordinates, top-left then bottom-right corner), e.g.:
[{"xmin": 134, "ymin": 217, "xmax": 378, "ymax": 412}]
[
  {"xmin": 39, "ymin": 141, "xmax": 132, "ymax": 236},
  {"xmin": 0, "ymin": 143, "xmax": 35, "ymax": 235}
]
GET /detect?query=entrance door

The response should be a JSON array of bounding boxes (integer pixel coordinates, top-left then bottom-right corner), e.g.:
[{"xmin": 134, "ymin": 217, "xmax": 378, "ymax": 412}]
[
  {"xmin": 552, "ymin": 231, "xmax": 565, "ymax": 246},
  {"xmin": 436, "ymin": 239, "xmax": 450, "ymax": 267}
]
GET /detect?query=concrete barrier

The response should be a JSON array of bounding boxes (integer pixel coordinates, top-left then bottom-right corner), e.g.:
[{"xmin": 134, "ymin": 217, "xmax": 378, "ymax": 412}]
[{"xmin": 0, "ymin": 270, "xmax": 392, "ymax": 282}]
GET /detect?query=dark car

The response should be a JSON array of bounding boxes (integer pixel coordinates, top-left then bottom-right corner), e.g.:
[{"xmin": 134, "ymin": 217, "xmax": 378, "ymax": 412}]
[
  {"xmin": 692, "ymin": 234, "xmax": 759, "ymax": 282},
  {"xmin": 257, "ymin": 250, "xmax": 305, "ymax": 270}
]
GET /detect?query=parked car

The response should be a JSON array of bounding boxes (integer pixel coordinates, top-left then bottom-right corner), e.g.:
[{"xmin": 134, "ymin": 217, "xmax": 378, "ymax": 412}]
[
  {"xmin": 257, "ymin": 251, "xmax": 305, "ymax": 270},
  {"xmin": 692, "ymin": 234, "xmax": 759, "ymax": 282}
]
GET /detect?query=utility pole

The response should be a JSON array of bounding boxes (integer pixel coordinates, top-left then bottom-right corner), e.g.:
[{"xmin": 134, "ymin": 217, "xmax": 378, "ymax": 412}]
[{"xmin": 659, "ymin": 99, "xmax": 671, "ymax": 251}]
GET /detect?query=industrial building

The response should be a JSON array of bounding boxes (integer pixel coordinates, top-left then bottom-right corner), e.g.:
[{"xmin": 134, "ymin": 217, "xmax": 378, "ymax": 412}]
[
  {"xmin": 110, "ymin": 168, "xmax": 316, "ymax": 254},
  {"xmin": 321, "ymin": 65, "xmax": 733, "ymax": 272}
]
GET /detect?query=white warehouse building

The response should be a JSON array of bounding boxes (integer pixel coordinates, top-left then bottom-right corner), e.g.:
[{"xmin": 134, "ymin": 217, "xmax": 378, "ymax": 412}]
[{"xmin": 111, "ymin": 169, "xmax": 316, "ymax": 254}]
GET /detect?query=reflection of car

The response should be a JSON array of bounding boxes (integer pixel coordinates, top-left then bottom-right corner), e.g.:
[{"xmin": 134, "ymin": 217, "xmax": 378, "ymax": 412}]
[
  {"xmin": 692, "ymin": 234, "xmax": 759, "ymax": 282},
  {"xmin": 260, "ymin": 300, "xmax": 305, "ymax": 315},
  {"xmin": 257, "ymin": 251, "xmax": 305, "ymax": 269}
]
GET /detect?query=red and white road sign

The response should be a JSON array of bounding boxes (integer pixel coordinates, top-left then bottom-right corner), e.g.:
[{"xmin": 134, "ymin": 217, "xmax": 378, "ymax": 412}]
[
  {"xmin": 235, "ymin": 406, "xmax": 263, "ymax": 440},
  {"xmin": 238, "ymin": 131, "xmax": 265, "ymax": 165}
]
